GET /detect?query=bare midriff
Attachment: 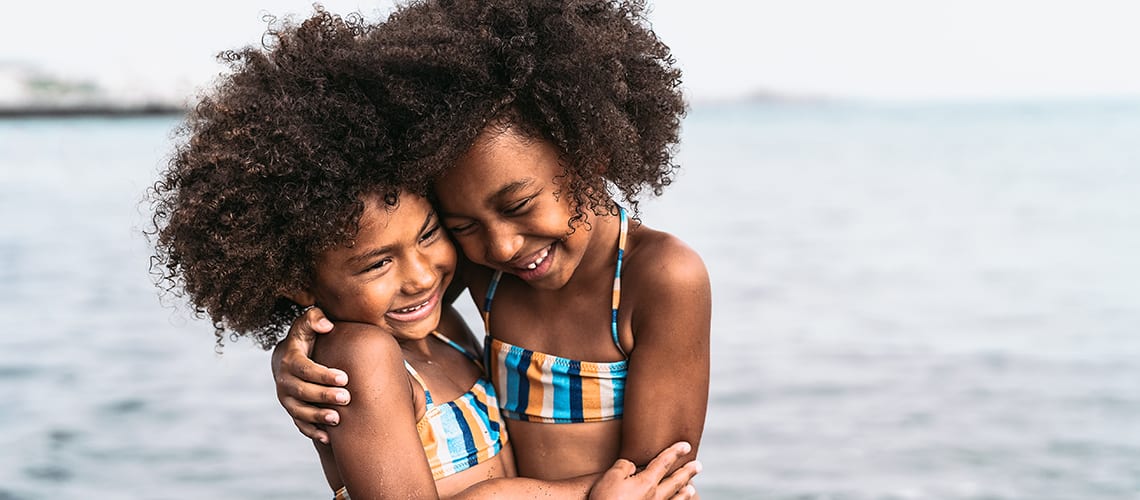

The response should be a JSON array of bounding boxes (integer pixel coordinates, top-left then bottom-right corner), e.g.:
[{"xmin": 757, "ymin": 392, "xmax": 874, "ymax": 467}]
[{"xmin": 504, "ymin": 419, "xmax": 623, "ymax": 480}]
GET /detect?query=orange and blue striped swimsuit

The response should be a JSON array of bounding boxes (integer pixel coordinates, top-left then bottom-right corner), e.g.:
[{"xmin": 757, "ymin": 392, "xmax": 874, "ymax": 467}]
[
  {"xmin": 481, "ymin": 207, "xmax": 629, "ymax": 424},
  {"xmin": 333, "ymin": 332, "xmax": 508, "ymax": 499}
]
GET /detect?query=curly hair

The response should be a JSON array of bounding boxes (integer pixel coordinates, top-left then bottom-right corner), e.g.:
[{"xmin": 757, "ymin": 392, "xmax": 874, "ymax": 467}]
[
  {"xmin": 148, "ymin": 9, "xmax": 417, "ymax": 350},
  {"xmin": 354, "ymin": 0, "xmax": 687, "ymax": 221}
]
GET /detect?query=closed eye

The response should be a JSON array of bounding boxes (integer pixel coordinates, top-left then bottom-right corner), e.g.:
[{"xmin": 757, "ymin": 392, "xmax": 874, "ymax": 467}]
[
  {"xmin": 503, "ymin": 196, "xmax": 533, "ymax": 215},
  {"xmin": 362, "ymin": 257, "xmax": 393, "ymax": 274},
  {"xmin": 420, "ymin": 223, "xmax": 442, "ymax": 243},
  {"xmin": 447, "ymin": 220, "xmax": 476, "ymax": 235}
]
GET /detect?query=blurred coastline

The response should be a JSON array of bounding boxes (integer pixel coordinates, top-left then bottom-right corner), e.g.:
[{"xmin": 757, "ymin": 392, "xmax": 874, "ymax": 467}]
[{"xmin": 0, "ymin": 64, "xmax": 184, "ymax": 118}]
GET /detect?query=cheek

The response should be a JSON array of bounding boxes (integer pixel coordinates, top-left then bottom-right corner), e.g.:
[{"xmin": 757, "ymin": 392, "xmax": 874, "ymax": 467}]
[
  {"xmin": 454, "ymin": 236, "xmax": 489, "ymax": 265},
  {"xmin": 436, "ymin": 242, "xmax": 459, "ymax": 272}
]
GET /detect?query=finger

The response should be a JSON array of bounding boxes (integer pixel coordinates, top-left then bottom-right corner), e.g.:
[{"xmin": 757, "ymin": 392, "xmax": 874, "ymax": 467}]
[
  {"xmin": 667, "ymin": 483, "xmax": 697, "ymax": 500},
  {"xmin": 638, "ymin": 441, "xmax": 691, "ymax": 482},
  {"xmin": 656, "ymin": 461, "xmax": 701, "ymax": 498},
  {"xmin": 603, "ymin": 458, "xmax": 638, "ymax": 480},
  {"xmin": 294, "ymin": 418, "xmax": 331, "ymax": 444},
  {"xmin": 280, "ymin": 374, "xmax": 351, "ymax": 405},
  {"xmin": 281, "ymin": 394, "xmax": 344, "ymax": 424},
  {"xmin": 303, "ymin": 306, "xmax": 335, "ymax": 335},
  {"xmin": 282, "ymin": 352, "xmax": 349, "ymax": 388}
]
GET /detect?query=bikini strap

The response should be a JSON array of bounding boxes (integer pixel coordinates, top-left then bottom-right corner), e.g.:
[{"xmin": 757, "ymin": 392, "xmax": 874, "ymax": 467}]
[
  {"xmin": 430, "ymin": 331, "xmax": 481, "ymax": 365},
  {"xmin": 611, "ymin": 207, "xmax": 628, "ymax": 356},
  {"xmin": 482, "ymin": 271, "xmax": 503, "ymax": 339},
  {"xmin": 403, "ymin": 360, "xmax": 433, "ymax": 408}
]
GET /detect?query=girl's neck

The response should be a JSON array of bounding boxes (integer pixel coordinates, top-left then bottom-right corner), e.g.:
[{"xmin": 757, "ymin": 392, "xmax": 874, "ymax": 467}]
[
  {"xmin": 398, "ymin": 335, "xmax": 434, "ymax": 360},
  {"xmin": 560, "ymin": 207, "xmax": 624, "ymax": 293}
]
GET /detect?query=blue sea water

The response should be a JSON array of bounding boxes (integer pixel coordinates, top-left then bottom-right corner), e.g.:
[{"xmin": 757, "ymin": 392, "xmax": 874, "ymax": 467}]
[{"xmin": 1, "ymin": 100, "xmax": 1138, "ymax": 499}]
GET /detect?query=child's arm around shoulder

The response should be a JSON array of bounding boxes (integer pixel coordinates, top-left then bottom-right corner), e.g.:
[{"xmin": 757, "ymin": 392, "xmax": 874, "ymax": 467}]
[
  {"xmin": 312, "ymin": 321, "xmax": 437, "ymax": 498},
  {"xmin": 621, "ymin": 228, "xmax": 711, "ymax": 468}
]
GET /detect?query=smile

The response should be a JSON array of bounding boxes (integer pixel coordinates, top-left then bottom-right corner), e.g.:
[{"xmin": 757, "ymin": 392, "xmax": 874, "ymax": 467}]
[
  {"xmin": 386, "ymin": 289, "xmax": 441, "ymax": 322},
  {"xmin": 392, "ymin": 300, "xmax": 429, "ymax": 314},
  {"xmin": 521, "ymin": 246, "xmax": 550, "ymax": 270}
]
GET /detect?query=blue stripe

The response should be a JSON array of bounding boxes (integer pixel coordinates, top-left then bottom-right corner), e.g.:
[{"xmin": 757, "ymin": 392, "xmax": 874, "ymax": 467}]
[
  {"xmin": 611, "ymin": 309, "xmax": 621, "ymax": 349},
  {"xmin": 472, "ymin": 383, "xmax": 501, "ymax": 435},
  {"xmin": 504, "ymin": 347, "xmax": 522, "ymax": 414},
  {"xmin": 568, "ymin": 360, "xmax": 583, "ymax": 421},
  {"xmin": 514, "ymin": 348, "xmax": 533, "ymax": 416},
  {"xmin": 483, "ymin": 272, "xmax": 500, "ymax": 313},
  {"xmin": 552, "ymin": 361, "xmax": 569, "ymax": 419},
  {"xmin": 445, "ymin": 403, "xmax": 480, "ymax": 470}
]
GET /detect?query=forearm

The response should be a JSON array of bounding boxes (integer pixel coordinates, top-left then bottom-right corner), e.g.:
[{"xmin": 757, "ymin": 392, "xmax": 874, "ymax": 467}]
[{"xmin": 448, "ymin": 473, "xmax": 598, "ymax": 499}]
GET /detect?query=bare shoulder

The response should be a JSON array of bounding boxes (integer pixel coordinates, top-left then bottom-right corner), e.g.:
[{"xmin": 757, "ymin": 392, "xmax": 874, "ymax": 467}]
[
  {"xmin": 625, "ymin": 224, "xmax": 709, "ymax": 290},
  {"xmin": 622, "ymin": 224, "xmax": 711, "ymax": 349},
  {"xmin": 312, "ymin": 321, "xmax": 402, "ymax": 373}
]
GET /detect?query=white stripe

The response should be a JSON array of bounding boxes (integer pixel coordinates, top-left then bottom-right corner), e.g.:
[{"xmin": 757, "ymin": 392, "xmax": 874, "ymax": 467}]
[
  {"xmin": 425, "ymin": 408, "xmax": 454, "ymax": 474},
  {"xmin": 540, "ymin": 355, "xmax": 556, "ymax": 418},
  {"xmin": 598, "ymin": 372, "xmax": 615, "ymax": 418}
]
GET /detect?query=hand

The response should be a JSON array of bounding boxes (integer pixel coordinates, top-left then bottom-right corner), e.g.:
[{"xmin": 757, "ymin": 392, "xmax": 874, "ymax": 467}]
[
  {"xmin": 270, "ymin": 306, "xmax": 348, "ymax": 444},
  {"xmin": 589, "ymin": 441, "xmax": 702, "ymax": 500}
]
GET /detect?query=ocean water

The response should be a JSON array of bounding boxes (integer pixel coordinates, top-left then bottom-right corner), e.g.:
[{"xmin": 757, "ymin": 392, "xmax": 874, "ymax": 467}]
[{"xmin": 1, "ymin": 100, "xmax": 1138, "ymax": 499}]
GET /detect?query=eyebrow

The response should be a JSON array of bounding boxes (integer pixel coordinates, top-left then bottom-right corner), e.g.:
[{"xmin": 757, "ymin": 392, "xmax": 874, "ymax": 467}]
[{"xmin": 345, "ymin": 209, "xmax": 437, "ymax": 267}]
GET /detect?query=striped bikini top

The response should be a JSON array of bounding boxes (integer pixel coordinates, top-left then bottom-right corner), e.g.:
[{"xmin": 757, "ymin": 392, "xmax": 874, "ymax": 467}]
[
  {"xmin": 333, "ymin": 332, "xmax": 509, "ymax": 499},
  {"xmin": 481, "ymin": 207, "xmax": 629, "ymax": 424},
  {"xmin": 403, "ymin": 331, "xmax": 508, "ymax": 479}
]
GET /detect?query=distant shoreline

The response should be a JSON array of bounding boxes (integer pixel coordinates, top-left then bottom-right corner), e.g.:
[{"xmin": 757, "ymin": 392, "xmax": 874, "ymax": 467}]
[{"xmin": 0, "ymin": 104, "xmax": 185, "ymax": 119}]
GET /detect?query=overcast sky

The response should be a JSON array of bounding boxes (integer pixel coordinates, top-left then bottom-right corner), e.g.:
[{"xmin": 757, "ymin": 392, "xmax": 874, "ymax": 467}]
[{"xmin": 3, "ymin": 0, "xmax": 1140, "ymax": 101}]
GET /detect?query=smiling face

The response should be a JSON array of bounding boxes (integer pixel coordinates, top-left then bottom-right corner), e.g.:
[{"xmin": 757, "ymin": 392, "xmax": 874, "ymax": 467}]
[
  {"xmin": 435, "ymin": 127, "xmax": 592, "ymax": 290},
  {"xmin": 293, "ymin": 192, "xmax": 455, "ymax": 340}
]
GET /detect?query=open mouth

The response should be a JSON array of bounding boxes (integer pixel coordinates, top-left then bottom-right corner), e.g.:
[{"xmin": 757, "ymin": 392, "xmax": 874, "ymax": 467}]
[
  {"xmin": 512, "ymin": 243, "xmax": 555, "ymax": 281},
  {"xmin": 385, "ymin": 289, "xmax": 440, "ymax": 323},
  {"xmin": 518, "ymin": 245, "xmax": 551, "ymax": 270}
]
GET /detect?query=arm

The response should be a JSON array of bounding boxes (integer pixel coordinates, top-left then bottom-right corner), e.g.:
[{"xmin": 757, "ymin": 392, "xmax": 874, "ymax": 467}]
[
  {"xmin": 451, "ymin": 442, "xmax": 700, "ymax": 500},
  {"xmin": 620, "ymin": 237, "xmax": 711, "ymax": 471},
  {"xmin": 313, "ymin": 322, "xmax": 438, "ymax": 497},
  {"xmin": 270, "ymin": 307, "xmax": 347, "ymax": 444}
]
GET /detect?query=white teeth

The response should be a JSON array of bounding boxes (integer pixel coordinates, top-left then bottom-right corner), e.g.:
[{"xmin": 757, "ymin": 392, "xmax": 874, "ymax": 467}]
[
  {"xmin": 523, "ymin": 247, "xmax": 550, "ymax": 270},
  {"xmin": 394, "ymin": 301, "xmax": 427, "ymax": 314}
]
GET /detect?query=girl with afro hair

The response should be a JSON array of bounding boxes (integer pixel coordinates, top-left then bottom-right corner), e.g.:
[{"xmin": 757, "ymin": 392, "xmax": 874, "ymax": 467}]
[
  {"xmin": 273, "ymin": 0, "xmax": 711, "ymax": 490},
  {"xmin": 150, "ymin": 8, "xmax": 699, "ymax": 499}
]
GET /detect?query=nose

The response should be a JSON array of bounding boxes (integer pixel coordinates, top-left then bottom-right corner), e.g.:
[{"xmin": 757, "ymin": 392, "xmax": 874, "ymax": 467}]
[
  {"xmin": 401, "ymin": 248, "xmax": 437, "ymax": 295},
  {"xmin": 484, "ymin": 222, "xmax": 524, "ymax": 264}
]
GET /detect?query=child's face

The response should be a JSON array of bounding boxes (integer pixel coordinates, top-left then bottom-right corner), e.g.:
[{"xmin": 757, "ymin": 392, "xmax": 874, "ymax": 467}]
[
  {"xmin": 435, "ymin": 127, "xmax": 592, "ymax": 290},
  {"xmin": 299, "ymin": 192, "xmax": 455, "ymax": 340}
]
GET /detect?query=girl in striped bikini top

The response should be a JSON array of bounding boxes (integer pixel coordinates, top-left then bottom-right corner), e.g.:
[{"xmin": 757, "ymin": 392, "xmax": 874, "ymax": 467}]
[{"xmin": 480, "ymin": 209, "xmax": 631, "ymax": 424}]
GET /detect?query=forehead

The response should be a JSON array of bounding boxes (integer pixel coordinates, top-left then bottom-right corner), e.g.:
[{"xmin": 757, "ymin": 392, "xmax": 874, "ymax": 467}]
[
  {"xmin": 435, "ymin": 128, "xmax": 563, "ymax": 202},
  {"xmin": 328, "ymin": 192, "xmax": 431, "ymax": 251}
]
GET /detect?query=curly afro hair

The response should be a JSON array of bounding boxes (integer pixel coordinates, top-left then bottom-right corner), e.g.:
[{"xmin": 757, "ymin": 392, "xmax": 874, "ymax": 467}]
[
  {"xmin": 353, "ymin": 0, "xmax": 687, "ymax": 220},
  {"xmin": 148, "ymin": 8, "xmax": 417, "ymax": 350}
]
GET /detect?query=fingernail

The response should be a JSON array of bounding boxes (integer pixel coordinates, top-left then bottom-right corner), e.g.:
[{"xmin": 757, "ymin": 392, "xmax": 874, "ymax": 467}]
[
  {"xmin": 334, "ymin": 391, "xmax": 349, "ymax": 404},
  {"xmin": 320, "ymin": 436, "xmax": 329, "ymax": 445},
  {"xmin": 332, "ymin": 370, "xmax": 348, "ymax": 386},
  {"xmin": 325, "ymin": 413, "xmax": 340, "ymax": 425},
  {"xmin": 692, "ymin": 460, "xmax": 703, "ymax": 473},
  {"xmin": 679, "ymin": 441, "xmax": 691, "ymax": 453},
  {"xmin": 317, "ymin": 318, "xmax": 333, "ymax": 330}
]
